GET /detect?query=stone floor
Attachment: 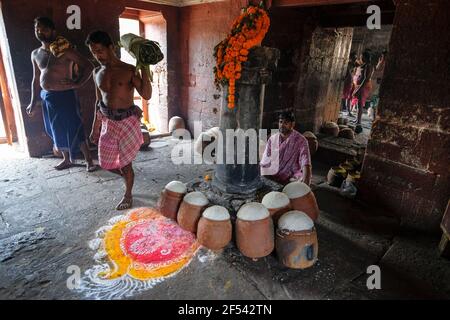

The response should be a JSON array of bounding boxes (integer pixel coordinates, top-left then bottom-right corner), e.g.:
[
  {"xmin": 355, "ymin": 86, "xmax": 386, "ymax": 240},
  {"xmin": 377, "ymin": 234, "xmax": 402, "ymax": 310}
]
[{"xmin": 0, "ymin": 138, "xmax": 449, "ymax": 300}]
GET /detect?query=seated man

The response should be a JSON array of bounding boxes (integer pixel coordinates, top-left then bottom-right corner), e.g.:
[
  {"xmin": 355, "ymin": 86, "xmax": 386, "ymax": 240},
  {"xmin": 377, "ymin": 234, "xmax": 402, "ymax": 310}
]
[{"xmin": 260, "ymin": 111, "xmax": 312, "ymax": 185}]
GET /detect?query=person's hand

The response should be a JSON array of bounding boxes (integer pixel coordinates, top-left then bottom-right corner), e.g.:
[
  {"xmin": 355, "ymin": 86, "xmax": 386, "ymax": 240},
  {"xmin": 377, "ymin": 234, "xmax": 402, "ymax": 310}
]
[
  {"xmin": 26, "ymin": 101, "xmax": 39, "ymax": 117},
  {"xmin": 89, "ymin": 130, "xmax": 100, "ymax": 145}
]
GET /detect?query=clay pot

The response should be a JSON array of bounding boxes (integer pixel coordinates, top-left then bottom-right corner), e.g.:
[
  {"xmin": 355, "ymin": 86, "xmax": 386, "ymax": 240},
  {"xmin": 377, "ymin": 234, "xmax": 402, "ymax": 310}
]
[
  {"xmin": 276, "ymin": 210, "xmax": 318, "ymax": 269},
  {"xmin": 338, "ymin": 128, "xmax": 355, "ymax": 140},
  {"xmin": 236, "ymin": 203, "xmax": 274, "ymax": 259},
  {"xmin": 337, "ymin": 117, "xmax": 349, "ymax": 125},
  {"xmin": 327, "ymin": 166, "xmax": 347, "ymax": 187},
  {"xmin": 303, "ymin": 131, "xmax": 318, "ymax": 156},
  {"xmin": 197, "ymin": 206, "xmax": 232, "ymax": 251},
  {"xmin": 347, "ymin": 159, "xmax": 362, "ymax": 171},
  {"xmin": 168, "ymin": 116, "xmax": 185, "ymax": 133},
  {"xmin": 346, "ymin": 171, "xmax": 361, "ymax": 184},
  {"xmin": 261, "ymin": 191, "xmax": 291, "ymax": 225},
  {"xmin": 158, "ymin": 181, "xmax": 187, "ymax": 220},
  {"xmin": 177, "ymin": 191, "xmax": 209, "ymax": 233},
  {"xmin": 322, "ymin": 122, "xmax": 339, "ymax": 137},
  {"xmin": 340, "ymin": 161, "xmax": 355, "ymax": 172},
  {"xmin": 282, "ymin": 181, "xmax": 320, "ymax": 221}
]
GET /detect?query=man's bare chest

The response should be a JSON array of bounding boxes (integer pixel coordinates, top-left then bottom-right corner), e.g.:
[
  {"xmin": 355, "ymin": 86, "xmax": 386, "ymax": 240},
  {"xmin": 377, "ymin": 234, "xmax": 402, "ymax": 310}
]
[
  {"xmin": 35, "ymin": 49, "xmax": 70, "ymax": 70},
  {"xmin": 95, "ymin": 69, "xmax": 132, "ymax": 91}
]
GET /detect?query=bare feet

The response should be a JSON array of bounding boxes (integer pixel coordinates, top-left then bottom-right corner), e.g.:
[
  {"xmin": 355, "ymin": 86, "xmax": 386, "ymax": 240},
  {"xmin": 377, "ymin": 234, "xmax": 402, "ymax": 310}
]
[
  {"xmin": 86, "ymin": 163, "xmax": 99, "ymax": 172},
  {"xmin": 116, "ymin": 195, "xmax": 133, "ymax": 210},
  {"xmin": 54, "ymin": 159, "xmax": 73, "ymax": 170}
]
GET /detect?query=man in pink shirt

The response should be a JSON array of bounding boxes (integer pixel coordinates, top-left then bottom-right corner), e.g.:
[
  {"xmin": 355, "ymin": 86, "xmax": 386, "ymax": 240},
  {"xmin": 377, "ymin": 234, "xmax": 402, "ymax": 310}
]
[{"xmin": 260, "ymin": 112, "xmax": 312, "ymax": 185}]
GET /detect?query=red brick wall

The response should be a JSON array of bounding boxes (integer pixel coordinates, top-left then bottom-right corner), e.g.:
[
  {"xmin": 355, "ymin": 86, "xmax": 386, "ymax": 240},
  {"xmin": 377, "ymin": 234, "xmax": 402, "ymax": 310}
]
[
  {"xmin": 178, "ymin": 3, "xmax": 350, "ymax": 134},
  {"xmin": 125, "ymin": 0, "xmax": 181, "ymax": 125},
  {"xmin": 143, "ymin": 14, "xmax": 169, "ymax": 132},
  {"xmin": 359, "ymin": 0, "xmax": 450, "ymax": 232},
  {"xmin": 178, "ymin": 0, "xmax": 247, "ymax": 133},
  {"xmin": 1, "ymin": 0, "xmax": 178, "ymax": 156}
]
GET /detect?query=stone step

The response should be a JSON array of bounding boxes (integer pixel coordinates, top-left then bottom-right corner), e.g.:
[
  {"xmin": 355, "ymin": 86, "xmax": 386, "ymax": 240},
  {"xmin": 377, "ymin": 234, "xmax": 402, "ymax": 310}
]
[
  {"xmin": 314, "ymin": 133, "xmax": 366, "ymax": 165},
  {"xmin": 313, "ymin": 182, "xmax": 450, "ymax": 298}
]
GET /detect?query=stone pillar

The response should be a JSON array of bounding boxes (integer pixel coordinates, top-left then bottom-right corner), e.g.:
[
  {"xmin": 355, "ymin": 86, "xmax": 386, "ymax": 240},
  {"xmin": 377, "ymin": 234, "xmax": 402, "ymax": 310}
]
[
  {"xmin": 213, "ymin": 46, "xmax": 280, "ymax": 194},
  {"xmin": 358, "ymin": 0, "xmax": 450, "ymax": 232}
]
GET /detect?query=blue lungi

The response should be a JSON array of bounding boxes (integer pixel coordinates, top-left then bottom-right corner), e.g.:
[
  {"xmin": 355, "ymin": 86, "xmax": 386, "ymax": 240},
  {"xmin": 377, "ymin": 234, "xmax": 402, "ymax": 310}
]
[{"xmin": 40, "ymin": 89, "xmax": 86, "ymax": 160}]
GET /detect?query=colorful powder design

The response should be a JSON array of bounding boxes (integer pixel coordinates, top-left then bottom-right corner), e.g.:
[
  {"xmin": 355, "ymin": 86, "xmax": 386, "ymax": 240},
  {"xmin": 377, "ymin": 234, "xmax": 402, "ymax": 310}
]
[{"xmin": 78, "ymin": 207, "xmax": 200, "ymax": 299}]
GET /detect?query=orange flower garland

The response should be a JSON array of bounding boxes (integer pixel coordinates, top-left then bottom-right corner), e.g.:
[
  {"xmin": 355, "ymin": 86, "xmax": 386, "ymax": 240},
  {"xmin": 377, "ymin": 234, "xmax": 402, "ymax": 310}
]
[{"xmin": 214, "ymin": 5, "xmax": 270, "ymax": 109}]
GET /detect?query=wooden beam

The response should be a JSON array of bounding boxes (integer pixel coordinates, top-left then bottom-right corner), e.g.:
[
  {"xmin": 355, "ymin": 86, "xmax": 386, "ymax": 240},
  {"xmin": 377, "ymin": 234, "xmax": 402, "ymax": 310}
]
[
  {"xmin": 0, "ymin": 45, "xmax": 16, "ymax": 145},
  {"xmin": 273, "ymin": 0, "xmax": 369, "ymax": 7},
  {"xmin": 121, "ymin": 8, "xmax": 141, "ymax": 20}
]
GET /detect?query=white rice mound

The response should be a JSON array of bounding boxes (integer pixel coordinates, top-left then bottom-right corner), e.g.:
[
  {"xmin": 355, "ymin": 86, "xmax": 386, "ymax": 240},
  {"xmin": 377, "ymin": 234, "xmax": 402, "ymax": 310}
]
[
  {"xmin": 237, "ymin": 202, "xmax": 270, "ymax": 221},
  {"xmin": 282, "ymin": 181, "xmax": 311, "ymax": 199},
  {"xmin": 165, "ymin": 181, "xmax": 187, "ymax": 194},
  {"xmin": 183, "ymin": 191, "xmax": 209, "ymax": 206},
  {"xmin": 261, "ymin": 191, "xmax": 290, "ymax": 209},
  {"xmin": 202, "ymin": 205, "xmax": 230, "ymax": 221},
  {"xmin": 278, "ymin": 210, "xmax": 314, "ymax": 232}
]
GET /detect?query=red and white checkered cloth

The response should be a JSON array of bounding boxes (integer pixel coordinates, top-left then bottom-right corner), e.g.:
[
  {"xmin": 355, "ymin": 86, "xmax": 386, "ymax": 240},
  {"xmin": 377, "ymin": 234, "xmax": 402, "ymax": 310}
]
[{"xmin": 98, "ymin": 114, "xmax": 143, "ymax": 170}]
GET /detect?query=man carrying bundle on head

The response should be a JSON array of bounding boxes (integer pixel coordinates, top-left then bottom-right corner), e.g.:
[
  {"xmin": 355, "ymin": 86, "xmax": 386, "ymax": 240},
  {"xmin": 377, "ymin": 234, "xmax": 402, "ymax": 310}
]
[{"xmin": 86, "ymin": 31, "xmax": 152, "ymax": 210}]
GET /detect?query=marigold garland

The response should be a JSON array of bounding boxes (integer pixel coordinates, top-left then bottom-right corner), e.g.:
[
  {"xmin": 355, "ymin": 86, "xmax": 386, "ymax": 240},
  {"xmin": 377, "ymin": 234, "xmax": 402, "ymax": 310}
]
[{"xmin": 214, "ymin": 4, "xmax": 270, "ymax": 109}]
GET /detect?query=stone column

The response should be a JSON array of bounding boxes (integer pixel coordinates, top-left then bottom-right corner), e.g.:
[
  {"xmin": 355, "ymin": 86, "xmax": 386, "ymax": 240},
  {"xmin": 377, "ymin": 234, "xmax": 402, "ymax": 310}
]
[{"xmin": 213, "ymin": 46, "xmax": 280, "ymax": 194}]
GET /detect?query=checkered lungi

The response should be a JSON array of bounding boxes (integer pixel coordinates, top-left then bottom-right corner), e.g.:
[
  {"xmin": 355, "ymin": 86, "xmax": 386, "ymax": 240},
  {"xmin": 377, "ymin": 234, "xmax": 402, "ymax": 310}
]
[{"xmin": 98, "ymin": 113, "xmax": 143, "ymax": 170}]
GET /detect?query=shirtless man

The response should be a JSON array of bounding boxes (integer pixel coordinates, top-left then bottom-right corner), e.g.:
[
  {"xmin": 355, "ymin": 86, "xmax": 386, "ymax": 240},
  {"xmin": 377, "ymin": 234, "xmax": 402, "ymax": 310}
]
[
  {"xmin": 341, "ymin": 52, "xmax": 359, "ymax": 117},
  {"xmin": 27, "ymin": 17, "xmax": 96, "ymax": 171},
  {"xmin": 86, "ymin": 31, "xmax": 152, "ymax": 210},
  {"xmin": 352, "ymin": 50, "xmax": 375, "ymax": 133}
]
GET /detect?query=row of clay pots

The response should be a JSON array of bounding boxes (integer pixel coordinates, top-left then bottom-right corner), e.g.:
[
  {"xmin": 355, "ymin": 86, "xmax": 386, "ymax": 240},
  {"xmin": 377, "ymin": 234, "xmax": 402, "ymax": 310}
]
[
  {"xmin": 236, "ymin": 181, "xmax": 320, "ymax": 268},
  {"xmin": 236, "ymin": 201, "xmax": 319, "ymax": 269},
  {"xmin": 158, "ymin": 181, "xmax": 232, "ymax": 251},
  {"xmin": 158, "ymin": 180, "xmax": 319, "ymax": 269},
  {"xmin": 327, "ymin": 160, "xmax": 362, "ymax": 187},
  {"xmin": 323, "ymin": 120, "xmax": 355, "ymax": 140},
  {"xmin": 261, "ymin": 181, "xmax": 320, "ymax": 224}
]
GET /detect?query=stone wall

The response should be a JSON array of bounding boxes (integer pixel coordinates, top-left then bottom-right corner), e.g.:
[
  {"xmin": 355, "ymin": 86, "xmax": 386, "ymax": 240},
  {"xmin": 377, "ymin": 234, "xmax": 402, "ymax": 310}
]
[
  {"xmin": 1, "ymin": 0, "xmax": 179, "ymax": 156},
  {"xmin": 359, "ymin": 0, "xmax": 450, "ymax": 232},
  {"xmin": 263, "ymin": 8, "xmax": 353, "ymax": 133},
  {"xmin": 351, "ymin": 25, "xmax": 392, "ymax": 57},
  {"xmin": 178, "ymin": 0, "xmax": 247, "ymax": 134},
  {"xmin": 294, "ymin": 26, "xmax": 353, "ymax": 132}
]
